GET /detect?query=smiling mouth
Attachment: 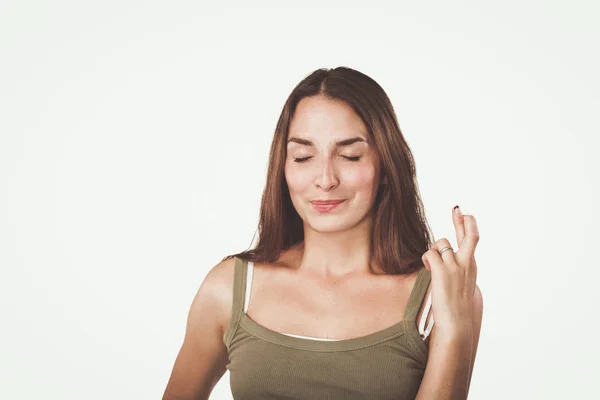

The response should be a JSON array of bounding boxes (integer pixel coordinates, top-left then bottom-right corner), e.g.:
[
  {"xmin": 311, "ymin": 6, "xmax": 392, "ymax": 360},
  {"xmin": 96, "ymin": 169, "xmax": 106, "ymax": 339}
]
[
  {"xmin": 310, "ymin": 200, "xmax": 345, "ymax": 205},
  {"xmin": 310, "ymin": 200, "xmax": 345, "ymax": 212}
]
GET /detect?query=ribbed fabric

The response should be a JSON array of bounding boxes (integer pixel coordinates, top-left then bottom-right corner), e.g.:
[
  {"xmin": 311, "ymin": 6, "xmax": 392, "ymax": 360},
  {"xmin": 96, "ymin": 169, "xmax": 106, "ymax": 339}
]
[{"xmin": 225, "ymin": 257, "xmax": 431, "ymax": 400}]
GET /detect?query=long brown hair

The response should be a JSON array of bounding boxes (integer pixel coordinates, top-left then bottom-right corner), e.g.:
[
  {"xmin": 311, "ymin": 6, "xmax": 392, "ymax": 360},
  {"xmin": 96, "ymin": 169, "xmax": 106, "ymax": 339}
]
[{"xmin": 223, "ymin": 67, "xmax": 434, "ymax": 275}]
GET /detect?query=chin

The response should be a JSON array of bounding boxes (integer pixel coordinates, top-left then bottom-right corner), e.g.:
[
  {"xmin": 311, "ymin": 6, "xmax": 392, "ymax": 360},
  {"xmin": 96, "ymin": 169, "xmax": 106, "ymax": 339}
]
[{"xmin": 304, "ymin": 215, "xmax": 361, "ymax": 234}]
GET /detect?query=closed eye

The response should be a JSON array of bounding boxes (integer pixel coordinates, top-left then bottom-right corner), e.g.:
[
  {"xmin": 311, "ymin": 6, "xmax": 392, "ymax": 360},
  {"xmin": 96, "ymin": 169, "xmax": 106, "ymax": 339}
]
[
  {"xmin": 293, "ymin": 156, "xmax": 361, "ymax": 163},
  {"xmin": 293, "ymin": 156, "xmax": 312, "ymax": 163}
]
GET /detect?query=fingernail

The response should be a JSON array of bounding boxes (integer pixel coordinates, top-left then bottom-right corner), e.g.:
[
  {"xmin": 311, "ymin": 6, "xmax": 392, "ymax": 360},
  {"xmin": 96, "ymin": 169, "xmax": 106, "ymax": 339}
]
[{"xmin": 454, "ymin": 205, "xmax": 462, "ymax": 217}]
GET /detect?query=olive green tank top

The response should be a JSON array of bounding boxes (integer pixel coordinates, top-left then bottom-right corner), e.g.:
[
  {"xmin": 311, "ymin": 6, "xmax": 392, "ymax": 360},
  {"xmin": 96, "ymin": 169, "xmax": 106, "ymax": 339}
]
[{"xmin": 224, "ymin": 257, "xmax": 431, "ymax": 400}]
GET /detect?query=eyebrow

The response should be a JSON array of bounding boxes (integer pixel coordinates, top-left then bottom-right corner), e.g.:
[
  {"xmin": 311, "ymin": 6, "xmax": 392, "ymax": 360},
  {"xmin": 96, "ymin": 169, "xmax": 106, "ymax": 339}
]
[{"xmin": 287, "ymin": 136, "xmax": 367, "ymax": 147}]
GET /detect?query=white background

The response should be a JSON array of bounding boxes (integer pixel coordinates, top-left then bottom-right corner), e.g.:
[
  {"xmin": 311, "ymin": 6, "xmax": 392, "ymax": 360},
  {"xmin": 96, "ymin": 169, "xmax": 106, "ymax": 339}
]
[{"xmin": 1, "ymin": 1, "xmax": 599, "ymax": 399}]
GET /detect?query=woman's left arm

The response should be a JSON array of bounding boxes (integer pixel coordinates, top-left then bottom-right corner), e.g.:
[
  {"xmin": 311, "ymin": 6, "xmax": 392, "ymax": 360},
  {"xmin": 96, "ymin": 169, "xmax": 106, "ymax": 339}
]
[
  {"xmin": 415, "ymin": 206, "xmax": 484, "ymax": 400},
  {"xmin": 416, "ymin": 285, "xmax": 483, "ymax": 399}
]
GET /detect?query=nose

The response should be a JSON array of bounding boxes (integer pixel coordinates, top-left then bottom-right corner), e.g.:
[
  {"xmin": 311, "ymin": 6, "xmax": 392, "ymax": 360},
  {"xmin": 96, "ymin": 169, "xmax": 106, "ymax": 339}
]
[{"xmin": 314, "ymin": 157, "xmax": 339, "ymax": 191}]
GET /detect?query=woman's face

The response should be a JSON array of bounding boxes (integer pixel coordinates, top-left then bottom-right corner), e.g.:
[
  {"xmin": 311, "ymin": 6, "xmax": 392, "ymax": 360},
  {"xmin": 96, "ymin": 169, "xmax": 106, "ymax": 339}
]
[{"xmin": 285, "ymin": 95, "xmax": 383, "ymax": 234}]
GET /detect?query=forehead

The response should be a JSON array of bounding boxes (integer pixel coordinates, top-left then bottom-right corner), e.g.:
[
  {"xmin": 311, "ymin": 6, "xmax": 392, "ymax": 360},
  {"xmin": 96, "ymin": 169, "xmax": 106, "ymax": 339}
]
[{"xmin": 288, "ymin": 96, "xmax": 369, "ymax": 144}]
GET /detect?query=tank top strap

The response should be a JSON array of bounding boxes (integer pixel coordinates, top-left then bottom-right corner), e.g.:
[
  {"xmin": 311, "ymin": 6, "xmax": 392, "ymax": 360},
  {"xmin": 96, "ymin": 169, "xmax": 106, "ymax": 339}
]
[
  {"xmin": 231, "ymin": 256, "xmax": 248, "ymax": 322},
  {"xmin": 225, "ymin": 257, "xmax": 248, "ymax": 349},
  {"xmin": 402, "ymin": 266, "xmax": 431, "ymax": 321}
]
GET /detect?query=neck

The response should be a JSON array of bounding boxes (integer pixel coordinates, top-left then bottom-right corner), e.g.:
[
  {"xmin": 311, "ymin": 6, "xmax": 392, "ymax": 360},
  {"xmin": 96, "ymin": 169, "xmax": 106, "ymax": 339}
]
[{"xmin": 292, "ymin": 215, "xmax": 381, "ymax": 278}]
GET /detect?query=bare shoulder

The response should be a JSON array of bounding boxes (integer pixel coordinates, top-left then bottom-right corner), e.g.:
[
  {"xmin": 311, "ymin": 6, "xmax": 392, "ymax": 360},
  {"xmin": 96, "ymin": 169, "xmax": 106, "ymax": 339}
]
[
  {"xmin": 161, "ymin": 256, "xmax": 237, "ymax": 400},
  {"xmin": 196, "ymin": 256, "xmax": 237, "ymax": 341}
]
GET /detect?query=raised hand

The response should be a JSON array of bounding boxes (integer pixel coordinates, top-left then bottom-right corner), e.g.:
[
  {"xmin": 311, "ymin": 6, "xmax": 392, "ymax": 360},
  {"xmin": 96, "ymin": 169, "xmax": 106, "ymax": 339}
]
[{"xmin": 421, "ymin": 205, "xmax": 479, "ymax": 338}]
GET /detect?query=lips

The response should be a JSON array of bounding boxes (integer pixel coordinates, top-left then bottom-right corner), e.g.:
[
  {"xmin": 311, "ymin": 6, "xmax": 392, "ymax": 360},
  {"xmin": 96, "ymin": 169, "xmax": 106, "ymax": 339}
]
[
  {"xmin": 310, "ymin": 200, "xmax": 345, "ymax": 205},
  {"xmin": 310, "ymin": 199, "xmax": 346, "ymax": 213},
  {"xmin": 311, "ymin": 200, "xmax": 344, "ymax": 205}
]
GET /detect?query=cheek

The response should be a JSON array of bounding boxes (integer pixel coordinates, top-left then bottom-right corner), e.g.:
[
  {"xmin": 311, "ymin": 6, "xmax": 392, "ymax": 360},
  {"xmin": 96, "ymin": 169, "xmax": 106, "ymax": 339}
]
[
  {"xmin": 341, "ymin": 164, "xmax": 377, "ymax": 192},
  {"xmin": 285, "ymin": 163, "xmax": 311, "ymax": 193}
]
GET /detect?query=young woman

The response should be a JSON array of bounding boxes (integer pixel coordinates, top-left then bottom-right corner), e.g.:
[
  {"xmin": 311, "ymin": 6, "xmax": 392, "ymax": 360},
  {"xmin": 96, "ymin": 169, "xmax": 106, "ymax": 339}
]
[{"xmin": 163, "ymin": 67, "xmax": 483, "ymax": 400}]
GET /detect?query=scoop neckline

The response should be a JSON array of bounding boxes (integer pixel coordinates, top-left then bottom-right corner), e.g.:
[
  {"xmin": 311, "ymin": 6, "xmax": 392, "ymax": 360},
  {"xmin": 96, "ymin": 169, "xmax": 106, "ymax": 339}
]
[
  {"xmin": 237, "ymin": 266, "xmax": 429, "ymax": 352},
  {"xmin": 240, "ymin": 312, "xmax": 409, "ymax": 352}
]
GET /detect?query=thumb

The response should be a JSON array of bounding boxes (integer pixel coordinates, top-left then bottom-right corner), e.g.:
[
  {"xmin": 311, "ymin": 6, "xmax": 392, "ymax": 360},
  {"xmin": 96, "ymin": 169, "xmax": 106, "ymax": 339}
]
[
  {"xmin": 422, "ymin": 248, "xmax": 443, "ymax": 274},
  {"xmin": 422, "ymin": 252, "xmax": 432, "ymax": 271}
]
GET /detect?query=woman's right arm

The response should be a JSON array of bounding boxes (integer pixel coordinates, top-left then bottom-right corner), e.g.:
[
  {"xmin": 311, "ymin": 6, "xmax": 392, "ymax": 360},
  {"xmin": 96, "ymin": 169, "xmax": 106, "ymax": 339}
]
[{"xmin": 162, "ymin": 258, "xmax": 235, "ymax": 400}]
